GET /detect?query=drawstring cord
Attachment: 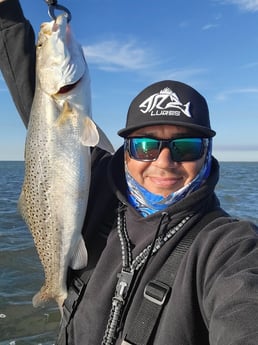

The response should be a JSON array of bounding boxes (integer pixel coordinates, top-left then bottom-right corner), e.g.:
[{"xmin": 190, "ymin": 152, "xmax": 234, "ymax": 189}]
[
  {"xmin": 117, "ymin": 202, "xmax": 132, "ymax": 270},
  {"xmin": 101, "ymin": 203, "xmax": 134, "ymax": 345}
]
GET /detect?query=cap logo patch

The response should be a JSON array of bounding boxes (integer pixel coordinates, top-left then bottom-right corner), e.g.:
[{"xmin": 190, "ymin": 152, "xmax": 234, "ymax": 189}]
[{"xmin": 139, "ymin": 87, "xmax": 192, "ymax": 118}]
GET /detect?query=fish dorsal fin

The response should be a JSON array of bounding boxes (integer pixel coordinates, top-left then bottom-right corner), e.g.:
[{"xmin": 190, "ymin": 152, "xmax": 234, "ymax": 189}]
[{"xmin": 70, "ymin": 236, "xmax": 88, "ymax": 270}]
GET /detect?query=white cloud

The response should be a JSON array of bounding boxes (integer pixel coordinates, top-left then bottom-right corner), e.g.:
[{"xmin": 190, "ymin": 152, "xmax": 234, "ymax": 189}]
[
  {"xmin": 217, "ymin": 87, "xmax": 258, "ymax": 100},
  {"xmin": 179, "ymin": 21, "xmax": 190, "ymax": 28},
  {"xmin": 215, "ymin": 144, "xmax": 258, "ymax": 150},
  {"xmin": 243, "ymin": 61, "xmax": 258, "ymax": 68},
  {"xmin": 83, "ymin": 40, "xmax": 155, "ymax": 71},
  {"xmin": 81, "ymin": 38, "xmax": 209, "ymax": 88},
  {"xmin": 152, "ymin": 67, "xmax": 207, "ymax": 83},
  {"xmin": 202, "ymin": 23, "xmax": 219, "ymax": 30},
  {"xmin": 218, "ymin": 0, "xmax": 258, "ymax": 11},
  {"xmin": 82, "ymin": 39, "xmax": 207, "ymax": 85},
  {"xmin": 213, "ymin": 149, "xmax": 258, "ymax": 161}
]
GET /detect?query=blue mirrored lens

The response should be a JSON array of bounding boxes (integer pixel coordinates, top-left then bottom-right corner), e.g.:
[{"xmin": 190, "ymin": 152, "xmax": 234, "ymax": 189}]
[
  {"xmin": 129, "ymin": 138, "xmax": 160, "ymax": 160},
  {"xmin": 170, "ymin": 138, "xmax": 203, "ymax": 162},
  {"xmin": 127, "ymin": 137, "xmax": 206, "ymax": 162}
]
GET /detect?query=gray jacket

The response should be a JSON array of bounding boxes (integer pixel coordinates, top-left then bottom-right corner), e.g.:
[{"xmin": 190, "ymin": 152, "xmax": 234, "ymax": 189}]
[{"xmin": 1, "ymin": 2, "xmax": 258, "ymax": 345}]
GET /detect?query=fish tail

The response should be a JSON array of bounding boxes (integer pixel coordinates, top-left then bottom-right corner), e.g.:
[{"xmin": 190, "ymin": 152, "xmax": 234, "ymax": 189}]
[
  {"xmin": 32, "ymin": 285, "xmax": 67, "ymax": 316},
  {"xmin": 32, "ymin": 286, "xmax": 49, "ymax": 308}
]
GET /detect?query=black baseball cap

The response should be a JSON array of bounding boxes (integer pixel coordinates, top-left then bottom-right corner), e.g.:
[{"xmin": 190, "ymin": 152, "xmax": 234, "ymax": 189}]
[{"xmin": 118, "ymin": 80, "xmax": 216, "ymax": 138}]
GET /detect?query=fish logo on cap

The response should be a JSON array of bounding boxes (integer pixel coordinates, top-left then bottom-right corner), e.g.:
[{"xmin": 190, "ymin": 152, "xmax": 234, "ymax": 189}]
[{"xmin": 139, "ymin": 87, "xmax": 192, "ymax": 118}]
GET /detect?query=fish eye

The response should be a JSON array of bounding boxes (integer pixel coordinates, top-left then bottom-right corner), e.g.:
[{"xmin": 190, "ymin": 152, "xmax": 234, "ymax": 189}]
[{"xmin": 37, "ymin": 33, "xmax": 48, "ymax": 48}]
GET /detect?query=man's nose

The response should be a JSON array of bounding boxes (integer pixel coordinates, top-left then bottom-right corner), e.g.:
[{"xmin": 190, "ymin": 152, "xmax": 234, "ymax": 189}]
[{"xmin": 154, "ymin": 147, "xmax": 179, "ymax": 168}]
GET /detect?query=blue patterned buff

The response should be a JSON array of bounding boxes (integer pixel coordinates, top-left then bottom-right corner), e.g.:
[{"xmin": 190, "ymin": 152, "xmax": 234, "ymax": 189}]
[{"xmin": 126, "ymin": 140, "xmax": 212, "ymax": 217}]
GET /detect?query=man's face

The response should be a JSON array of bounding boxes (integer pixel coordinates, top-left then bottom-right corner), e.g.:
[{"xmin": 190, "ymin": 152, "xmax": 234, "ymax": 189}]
[{"xmin": 125, "ymin": 125, "xmax": 207, "ymax": 197}]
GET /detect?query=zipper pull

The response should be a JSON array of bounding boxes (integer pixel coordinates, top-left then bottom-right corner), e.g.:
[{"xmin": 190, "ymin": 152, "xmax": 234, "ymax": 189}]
[{"xmin": 115, "ymin": 269, "xmax": 134, "ymax": 301}]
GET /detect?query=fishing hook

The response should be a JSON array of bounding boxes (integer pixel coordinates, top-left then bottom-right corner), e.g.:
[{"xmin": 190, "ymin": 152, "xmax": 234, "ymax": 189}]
[{"xmin": 44, "ymin": 0, "xmax": 72, "ymax": 22}]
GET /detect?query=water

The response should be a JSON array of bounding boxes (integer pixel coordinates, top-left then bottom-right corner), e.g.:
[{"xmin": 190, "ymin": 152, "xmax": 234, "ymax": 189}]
[
  {"xmin": 0, "ymin": 162, "xmax": 60, "ymax": 345},
  {"xmin": 0, "ymin": 161, "xmax": 257, "ymax": 344},
  {"xmin": 216, "ymin": 162, "xmax": 258, "ymax": 223}
]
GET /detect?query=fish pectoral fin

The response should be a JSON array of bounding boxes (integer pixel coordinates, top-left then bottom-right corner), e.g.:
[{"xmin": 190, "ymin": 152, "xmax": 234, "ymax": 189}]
[
  {"xmin": 80, "ymin": 116, "xmax": 99, "ymax": 147},
  {"xmin": 70, "ymin": 236, "xmax": 88, "ymax": 270},
  {"xmin": 81, "ymin": 118, "xmax": 114, "ymax": 152}
]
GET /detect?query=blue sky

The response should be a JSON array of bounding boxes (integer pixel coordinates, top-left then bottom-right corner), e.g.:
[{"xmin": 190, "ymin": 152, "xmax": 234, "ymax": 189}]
[{"xmin": 1, "ymin": 0, "xmax": 258, "ymax": 161}]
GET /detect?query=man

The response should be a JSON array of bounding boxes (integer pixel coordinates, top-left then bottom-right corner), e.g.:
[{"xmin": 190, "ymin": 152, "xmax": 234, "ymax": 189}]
[{"xmin": 1, "ymin": 1, "xmax": 258, "ymax": 345}]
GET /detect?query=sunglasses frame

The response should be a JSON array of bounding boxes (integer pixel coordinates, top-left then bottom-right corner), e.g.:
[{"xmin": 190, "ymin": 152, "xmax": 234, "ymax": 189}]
[{"xmin": 125, "ymin": 137, "xmax": 209, "ymax": 162}]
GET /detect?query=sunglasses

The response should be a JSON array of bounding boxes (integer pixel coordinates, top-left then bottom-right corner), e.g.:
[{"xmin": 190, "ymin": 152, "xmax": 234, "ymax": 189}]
[{"xmin": 125, "ymin": 137, "xmax": 209, "ymax": 162}]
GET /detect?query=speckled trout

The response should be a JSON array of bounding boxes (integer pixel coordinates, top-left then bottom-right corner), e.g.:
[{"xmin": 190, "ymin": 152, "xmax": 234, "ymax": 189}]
[{"xmin": 18, "ymin": 14, "xmax": 113, "ymax": 313}]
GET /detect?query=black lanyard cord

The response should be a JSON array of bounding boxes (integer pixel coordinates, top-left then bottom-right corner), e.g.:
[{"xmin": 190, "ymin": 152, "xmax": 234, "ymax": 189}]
[{"xmin": 102, "ymin": 203, "xmax": 192, "ymax": 345}]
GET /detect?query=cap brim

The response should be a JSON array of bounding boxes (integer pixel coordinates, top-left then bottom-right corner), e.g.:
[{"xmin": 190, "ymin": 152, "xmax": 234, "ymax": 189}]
[{"xmin": 118, "ymin": 121, "xmax": 216, "ymax": 138}]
